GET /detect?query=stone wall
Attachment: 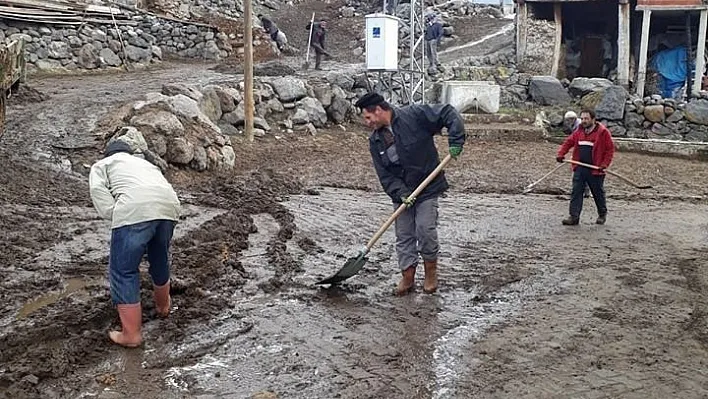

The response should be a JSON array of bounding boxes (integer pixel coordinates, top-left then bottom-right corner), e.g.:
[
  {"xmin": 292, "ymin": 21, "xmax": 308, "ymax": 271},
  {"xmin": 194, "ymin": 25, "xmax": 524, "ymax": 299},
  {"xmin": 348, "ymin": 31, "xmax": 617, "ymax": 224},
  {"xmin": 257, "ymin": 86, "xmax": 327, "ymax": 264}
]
[
  {"xmin": 450, "ymin": 64, "xmax": 529, "ymax": 108},
  {"xmin": 519, "ymin": 18, "xmax": 555, "ymax": 76},
  {"xmin": 0, "ymin": 14, "xmax": 233, "ymax": 73},
  {"xmin": 622, "ymin": 96, "xmax": 708, "ymax": 142}
]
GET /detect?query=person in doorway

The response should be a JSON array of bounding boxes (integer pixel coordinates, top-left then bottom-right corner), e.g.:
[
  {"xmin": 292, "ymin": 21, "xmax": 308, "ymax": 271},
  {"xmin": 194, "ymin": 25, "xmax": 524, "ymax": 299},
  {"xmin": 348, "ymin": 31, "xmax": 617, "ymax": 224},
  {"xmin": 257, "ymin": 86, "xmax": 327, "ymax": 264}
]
[
  {"xmin": 259, "ymin": 14, "xmax": 288, "ymax": 51},
  {"xmin": 307, "ymin": 19, "xmax": 332, "ymax": 70},
  {"xmin": 354, "ymin": 92, "xmax": 466, "ymax": 296},
  {"xmin": 562, "ymin": 111, "xmax": 581, "ymax": 136},
  {"xmin": 424, "ymin": 12, "xmax": 444, "ymax": 76},
  {"xmin": 89, "ymin": 140, "xmax": 181, "ymax": 348},
  {"xmin": 556, "ymin": 109, "xmax": 615, "ymax": 226}
]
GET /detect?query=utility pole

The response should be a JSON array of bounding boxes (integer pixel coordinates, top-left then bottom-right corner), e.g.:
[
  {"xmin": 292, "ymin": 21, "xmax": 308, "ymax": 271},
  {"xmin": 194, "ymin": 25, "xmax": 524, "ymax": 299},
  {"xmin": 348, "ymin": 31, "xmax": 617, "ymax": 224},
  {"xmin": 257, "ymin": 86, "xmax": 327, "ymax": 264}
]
[{"xmin": 243, "ymin": 0, "xmax": 254, "ymax": 142}]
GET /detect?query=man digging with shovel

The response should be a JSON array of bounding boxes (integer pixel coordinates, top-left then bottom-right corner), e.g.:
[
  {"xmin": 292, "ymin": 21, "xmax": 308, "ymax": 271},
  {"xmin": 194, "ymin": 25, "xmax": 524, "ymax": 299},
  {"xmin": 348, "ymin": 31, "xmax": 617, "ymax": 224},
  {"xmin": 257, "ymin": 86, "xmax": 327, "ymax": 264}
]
[{"xmin": 355, "ymin": 93, "xmax": 465, "ymax": 296}]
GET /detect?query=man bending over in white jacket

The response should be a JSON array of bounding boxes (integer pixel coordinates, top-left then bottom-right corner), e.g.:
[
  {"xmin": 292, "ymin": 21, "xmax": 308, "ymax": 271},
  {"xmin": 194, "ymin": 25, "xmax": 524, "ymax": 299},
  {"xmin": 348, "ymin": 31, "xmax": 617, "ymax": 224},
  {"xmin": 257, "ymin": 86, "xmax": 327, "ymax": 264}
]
[{"xmin": 89, "ymin": 140, "xmax": 181, "ymax": 348}]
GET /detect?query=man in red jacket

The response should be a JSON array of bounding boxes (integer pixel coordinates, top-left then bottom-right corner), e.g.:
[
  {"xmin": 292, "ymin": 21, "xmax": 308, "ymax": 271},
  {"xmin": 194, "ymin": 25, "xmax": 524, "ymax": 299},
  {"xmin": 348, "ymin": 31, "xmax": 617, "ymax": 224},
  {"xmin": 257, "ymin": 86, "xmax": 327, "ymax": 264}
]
[{"xmin": 556, "ymin": 108, "xmax": 615, "ymax": 225}]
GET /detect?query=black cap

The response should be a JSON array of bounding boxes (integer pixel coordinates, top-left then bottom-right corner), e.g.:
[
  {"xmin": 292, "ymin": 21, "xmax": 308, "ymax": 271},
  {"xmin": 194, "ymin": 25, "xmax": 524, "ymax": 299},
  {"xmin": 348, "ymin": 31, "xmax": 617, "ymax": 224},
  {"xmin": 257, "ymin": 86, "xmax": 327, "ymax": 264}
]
[
  {"xmin": 354, "ymin": 92, "xmax": 385, "ymax": 109},
  {"xmin": 104, "ymin": 140, "xmax": 133, "ymax": 157}
]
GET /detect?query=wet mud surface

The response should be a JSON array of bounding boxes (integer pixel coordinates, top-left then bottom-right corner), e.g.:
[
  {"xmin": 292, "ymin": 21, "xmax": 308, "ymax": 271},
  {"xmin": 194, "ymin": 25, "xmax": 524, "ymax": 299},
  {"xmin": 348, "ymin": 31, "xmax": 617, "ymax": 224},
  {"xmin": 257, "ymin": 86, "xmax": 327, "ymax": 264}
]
[{"xmin": 2, "ymin": 64, "xmax": 708, "ymax": 398}]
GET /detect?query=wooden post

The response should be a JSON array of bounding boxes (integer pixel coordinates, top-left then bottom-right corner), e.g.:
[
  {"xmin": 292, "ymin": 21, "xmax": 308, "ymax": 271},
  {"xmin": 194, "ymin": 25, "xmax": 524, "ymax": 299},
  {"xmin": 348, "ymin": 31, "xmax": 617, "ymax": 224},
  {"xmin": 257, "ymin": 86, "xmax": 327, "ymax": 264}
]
[
  {"xmin": 636, "ymin": 9, "xmax": 651, "ymax": 98},
  {"xmin": 551, "ymin": 3, "xmax": 562, "ymax": 78},
  {"xmin": 244, "ymin": 0, "xmax": 254, "ymax": 142},
  {"xmin": 516, "ymin": 0, "xmax": 527, "ymax": 67},
  {"xmin": 617, "ymin": 0, "xmax": 630, "ymax": 87},
  {"xmin": 693, "ymin": 9, "xmax": 708, "ymax": 97}
]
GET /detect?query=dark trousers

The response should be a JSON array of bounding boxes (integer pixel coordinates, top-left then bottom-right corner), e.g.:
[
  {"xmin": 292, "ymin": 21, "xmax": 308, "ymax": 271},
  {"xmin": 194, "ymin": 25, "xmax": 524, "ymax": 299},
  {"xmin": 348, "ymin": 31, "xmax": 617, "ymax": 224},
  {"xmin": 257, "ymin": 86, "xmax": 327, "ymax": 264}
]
[{"xmin": 570, "ymin": 168, "xmax": 607, "ymax": 218}]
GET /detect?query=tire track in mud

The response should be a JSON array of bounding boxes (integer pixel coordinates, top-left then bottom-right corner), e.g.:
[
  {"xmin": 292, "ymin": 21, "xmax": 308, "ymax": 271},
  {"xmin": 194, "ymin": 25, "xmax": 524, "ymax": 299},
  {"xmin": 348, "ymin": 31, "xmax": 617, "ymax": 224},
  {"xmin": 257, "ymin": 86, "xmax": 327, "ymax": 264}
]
[{"xmin": 677, "ymin": 256, "xmax": 708, "ymax": 349}]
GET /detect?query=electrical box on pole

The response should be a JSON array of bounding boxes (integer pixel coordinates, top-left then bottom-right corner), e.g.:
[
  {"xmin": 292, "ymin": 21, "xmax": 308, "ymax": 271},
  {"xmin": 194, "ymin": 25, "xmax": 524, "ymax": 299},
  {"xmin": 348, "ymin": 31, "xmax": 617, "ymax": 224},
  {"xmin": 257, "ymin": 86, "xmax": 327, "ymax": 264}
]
[{"xmin": 365, "ymin": 13, "xmax": 399, "ymax": 71}]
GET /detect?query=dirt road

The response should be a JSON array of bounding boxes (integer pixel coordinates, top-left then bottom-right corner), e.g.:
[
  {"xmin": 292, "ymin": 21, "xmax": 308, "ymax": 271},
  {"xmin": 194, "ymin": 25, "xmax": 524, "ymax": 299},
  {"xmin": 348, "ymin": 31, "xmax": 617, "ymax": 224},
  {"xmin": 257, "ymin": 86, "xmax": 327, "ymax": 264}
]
[{"xmin": 2, "ymin": 63, "xmax": 708, "ymax": 398}]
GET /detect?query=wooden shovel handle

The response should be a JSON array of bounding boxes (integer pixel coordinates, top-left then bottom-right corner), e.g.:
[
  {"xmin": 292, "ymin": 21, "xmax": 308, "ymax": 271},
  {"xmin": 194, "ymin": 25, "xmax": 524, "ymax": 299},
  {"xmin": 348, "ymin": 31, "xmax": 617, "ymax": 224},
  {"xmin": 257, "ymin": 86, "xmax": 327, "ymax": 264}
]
[
  {"xmin": 365, "ymin": 154, "xmax": 453, "ymax": 250},
  {"xmin": 563, "ymin": 159, "xmax": 647, "ymax": 189}
]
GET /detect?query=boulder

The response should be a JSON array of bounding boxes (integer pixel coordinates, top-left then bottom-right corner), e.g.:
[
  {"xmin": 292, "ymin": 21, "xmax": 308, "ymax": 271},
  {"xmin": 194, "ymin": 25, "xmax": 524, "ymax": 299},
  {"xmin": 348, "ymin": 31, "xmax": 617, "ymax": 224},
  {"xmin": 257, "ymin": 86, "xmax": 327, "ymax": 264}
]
[
  {"xmin": 292, "ymin": 109, "xmax": 309, "ymax": 125},
  {"xmin": 623, "ymin": 112, "xmax": 644, "ymax": 129},
  {"xmin": 313, "ymin": 85, "xmax": 333, "ymax": 108},
  {"xmin": 326, "ymin": 72, "xmax": 355, "ymax": 91},
  {"xmin": 77, "ymin": 44, "xmax": 99, "ymax": 69},
  {"xmin": 166, "ymin": 137, "xmax": 195, "ymax": 164},
  {"xmin": 568, "ymin": 77, "xmax": 613, "ymax": 97},
  {"xmin": 580, "ymin": 86, "xmax": 627, "ymax": 121},
  {"xmin": 643, "ymin": 105, "xmax": 665, "ymax": 123},
  {"xmin": 684, "ymin": 100, "xmax": 708, "ymax": 125},
  {"xmin": 108, "ymin": 126, "xmax": 148, "ymax": 153},
  {"xmin": 130, "ymin": 110, "xmax": 185, "ymax": 136},
  {"xmin": 199, "ymin": 86, "xmax": 223, "ymax": 123},
  {"xmin": 162, "ymin": 83, "xmax": 202, "ymax": 101},
  {"xmin": 327, "ymin": 97, "xmax": 351, "ymax": 123},
  {"xmin": 528, "ymin": 76, "xmax": 571, "ymax": 106},
  {"xmin": 134, "ymin": 92, "xmax": 221, "ymax": 135},
  {"xmin": 269, "ymin": 77, "xmax": 307, "ymax": 102},
  {"xmin": 99, "ymin": 48, "xmax": 121, "ymax": 67},
  {"xmin": 299, "ymin": 97, "xmax": 327, "ymax": 127},
  {"xmin": 212, "ymin": 86, "xmax": 240, "ymax": 113},
  {"xmin": 190, "ymin": 146, "xmax": 208, "ymax": 171}
]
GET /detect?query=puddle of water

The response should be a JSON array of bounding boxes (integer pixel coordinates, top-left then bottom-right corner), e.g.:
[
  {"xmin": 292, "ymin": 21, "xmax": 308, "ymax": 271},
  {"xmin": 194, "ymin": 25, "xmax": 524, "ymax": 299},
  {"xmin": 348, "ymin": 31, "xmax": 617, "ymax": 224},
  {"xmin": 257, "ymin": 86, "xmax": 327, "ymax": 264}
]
[{"xmin": 17, "ymin": 277, "xmax": 99, "ymax": 319}]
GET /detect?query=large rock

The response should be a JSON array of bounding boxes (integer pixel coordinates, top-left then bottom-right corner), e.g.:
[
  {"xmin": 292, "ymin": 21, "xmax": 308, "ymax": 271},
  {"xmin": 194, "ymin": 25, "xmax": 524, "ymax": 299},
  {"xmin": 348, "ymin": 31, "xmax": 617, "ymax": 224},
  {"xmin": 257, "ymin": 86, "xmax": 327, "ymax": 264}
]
[
  {"xmin": 130, "ymin": 110, "xmax": 185, "ymax": 136},
  {"xmin": 162, "ymin": 83, "xmax": 202, "ymax": 101},
  {"xmin": 684, "ymin": 100, "xmax": 708, "ymax": 125},
  {"xmin": 326, "ymin": 72, "xmax": 355, "ymax": 91},
  {"xmin": 211, "ymin": 86, "xmax": 240, "ymax": 113},
  {"xmin": 623, "ymin": 112, "xmax": 644, "ymax": 129},
  {"xmin": 166, "ymin": 137, "xmax": 195, "ymax": 164},
  {"xmin": 77, "ymin": 44, "xmax": 99, "ymax": 69},
  {"xmin": 99, "ymin": 48, "xmax": 121, "ymax": 67},
  {"xmin": 299, "ymin": 97, "xmax": 327, "ymax": 127},
  {"xmin": 222, "ymin": 104, "xmax": 245, "ymax": 126},
  {"xmin": 313, "ymin": 85, "xmax": 333, "ymax": 108},
  {"xmin": 199, "ymin": 87, "xmax": 223, "ymax": 123},
  {"xmin": 48, "ymin": 41, "xmax": 70, "ymax": 59},
  {"xmin": 643, "ymin": 105, "xmax": 665, "ymax": 123},
  {"xmin": 269, "ymin": 77, "xmax": 307, "ymax": 102},
  {"xmin": 191, "ymin": 146, "xmax": 208, "ymax": 172},
  {"xmin": 568, "ymin": 78, "xmax": 613, "ymax": 97},
  {"xmin": 579, "ymin": 86, "xmax": 627, "ymax": 121},
  {"xmin": 125, "ymin": 45, "xmax": 151, "ymax": 62},
  {"xmin": 528, "ymin": 76, "xmax": 571, "ymax": 106},
  {"xmin": 221, "ymin": 146, "xmax": 236, "ymax": 169},
  {"xmin": 108, "ymin": 126, "xmax": 149, "ymax": 153},
  {"xmin": 292, "ymin": 108, "xmax": 309, "ymax": 125},
  {"xmin": 327, "ymin": 97, "xmax": 351, "ymax": 123},
  {"xmin": 134, "ymin": 93, "xmax": 221, "ymax": 135}
]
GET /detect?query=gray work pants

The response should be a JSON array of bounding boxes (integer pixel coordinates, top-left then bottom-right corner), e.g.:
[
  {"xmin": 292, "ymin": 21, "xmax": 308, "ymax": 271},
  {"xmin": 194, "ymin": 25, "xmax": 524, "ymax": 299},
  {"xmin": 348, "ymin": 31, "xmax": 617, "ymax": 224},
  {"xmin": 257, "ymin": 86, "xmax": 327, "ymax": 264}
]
[
  {"xmin": 426, "ymin": 40, "xmax": 439, "ymax": 72},
  {"xmin": 394, "ymin": 197, "xmax": 439, "ymax": 270}
]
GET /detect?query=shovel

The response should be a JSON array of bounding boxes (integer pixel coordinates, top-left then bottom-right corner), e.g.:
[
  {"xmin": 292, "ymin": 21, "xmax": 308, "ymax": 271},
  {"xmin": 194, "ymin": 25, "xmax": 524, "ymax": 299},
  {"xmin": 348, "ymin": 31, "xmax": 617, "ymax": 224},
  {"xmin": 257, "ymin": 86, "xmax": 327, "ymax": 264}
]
[
  {"xmin": 564, "ymin": 159, "xmax": 653, "ymax": 189},
  {"xmin": 316, "ymin": 154, "xmax": 454, "ymax": 285},
  {"xmin": 522, "ymin": 163, "xmax": 567, "ymax": 194},
  {"xmin": 302, "ymin": 13, "xmax": 315, "ymax": 71}
]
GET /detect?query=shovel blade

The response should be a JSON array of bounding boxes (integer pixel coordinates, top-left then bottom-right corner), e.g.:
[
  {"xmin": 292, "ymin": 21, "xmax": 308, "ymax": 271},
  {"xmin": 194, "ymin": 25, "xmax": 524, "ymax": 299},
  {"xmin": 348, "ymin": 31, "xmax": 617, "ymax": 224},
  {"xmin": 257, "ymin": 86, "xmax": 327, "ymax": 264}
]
[{"xmin": 315, "ymin": 254, "xmax": 368, "ymax": 285}]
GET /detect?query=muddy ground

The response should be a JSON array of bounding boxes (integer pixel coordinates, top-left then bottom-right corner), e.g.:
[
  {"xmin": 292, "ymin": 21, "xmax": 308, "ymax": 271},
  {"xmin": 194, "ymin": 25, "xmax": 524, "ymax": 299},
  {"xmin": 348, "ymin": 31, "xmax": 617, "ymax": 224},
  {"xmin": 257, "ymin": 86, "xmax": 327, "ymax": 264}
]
[{"xmin": 1, "ymin": 63, "xmax": 708, "ymax": 398}]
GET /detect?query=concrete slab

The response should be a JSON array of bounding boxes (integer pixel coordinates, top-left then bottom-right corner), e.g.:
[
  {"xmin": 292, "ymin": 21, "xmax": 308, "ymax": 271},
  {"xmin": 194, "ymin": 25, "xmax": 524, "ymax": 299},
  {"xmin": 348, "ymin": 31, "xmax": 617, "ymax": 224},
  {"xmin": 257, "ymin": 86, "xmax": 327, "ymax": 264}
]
[{"xmin": 440, "ymin": 81, "xmax": 501, "ymax": 114}]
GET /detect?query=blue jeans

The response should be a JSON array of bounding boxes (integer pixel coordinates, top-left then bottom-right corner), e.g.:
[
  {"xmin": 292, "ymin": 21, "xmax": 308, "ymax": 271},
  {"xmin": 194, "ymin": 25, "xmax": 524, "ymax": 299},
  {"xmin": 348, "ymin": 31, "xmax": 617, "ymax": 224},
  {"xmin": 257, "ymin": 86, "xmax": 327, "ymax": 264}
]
[{"xmin": 109, "ymin": 219, "xmax": 176, "ymax": 305}]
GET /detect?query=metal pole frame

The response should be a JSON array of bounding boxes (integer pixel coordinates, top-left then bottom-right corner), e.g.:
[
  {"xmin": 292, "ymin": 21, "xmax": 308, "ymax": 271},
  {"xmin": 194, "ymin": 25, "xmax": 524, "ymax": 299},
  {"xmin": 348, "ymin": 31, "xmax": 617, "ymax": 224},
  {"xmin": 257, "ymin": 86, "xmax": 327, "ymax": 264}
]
[{"xmin": 376, "ymin": 0, "xmax": 426, "ymax": 105}]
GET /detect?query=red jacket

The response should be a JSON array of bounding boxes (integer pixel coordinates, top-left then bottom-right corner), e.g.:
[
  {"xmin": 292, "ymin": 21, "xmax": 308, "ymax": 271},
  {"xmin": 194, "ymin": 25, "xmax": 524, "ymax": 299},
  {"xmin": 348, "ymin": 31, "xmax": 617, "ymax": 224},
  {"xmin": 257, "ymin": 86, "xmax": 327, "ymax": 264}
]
[{"xmin": 557, "ymin": 122, "xmax": 615, "ymax": 175}]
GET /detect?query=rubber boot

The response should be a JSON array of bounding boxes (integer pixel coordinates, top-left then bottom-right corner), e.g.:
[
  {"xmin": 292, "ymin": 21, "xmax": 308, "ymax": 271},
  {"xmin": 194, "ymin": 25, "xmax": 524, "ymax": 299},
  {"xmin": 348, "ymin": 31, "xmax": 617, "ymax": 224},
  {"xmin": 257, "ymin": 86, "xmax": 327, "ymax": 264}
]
[
  {"xmin": 423, "ymin": 260, "xmax": 438, "ymax": 294},
  {"xmin": 562, "ymin": 216, "xmax": 579, "ymax": 225},
  {"xmin": 109, "ymin": 303, "xmax": 142, "ymax": 348},
  {"xmin": 153, "ymin": 281, "xmax": 171, "ymax": 318},
  {"xmin": 596, "ymin": 214, "xmax": 607, "ymax": 225},
  {"xmin": 395, "ymin": 266, "xmax": 416, "ymax": 296}
]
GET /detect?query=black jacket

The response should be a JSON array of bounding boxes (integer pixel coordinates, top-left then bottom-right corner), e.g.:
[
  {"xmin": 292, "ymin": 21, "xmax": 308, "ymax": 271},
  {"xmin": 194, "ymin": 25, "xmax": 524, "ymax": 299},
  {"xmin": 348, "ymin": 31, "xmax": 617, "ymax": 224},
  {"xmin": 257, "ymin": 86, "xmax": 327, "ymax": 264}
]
[{"xmin": 368, "ymin": 104, "xmax": 466, "ymax": 204}]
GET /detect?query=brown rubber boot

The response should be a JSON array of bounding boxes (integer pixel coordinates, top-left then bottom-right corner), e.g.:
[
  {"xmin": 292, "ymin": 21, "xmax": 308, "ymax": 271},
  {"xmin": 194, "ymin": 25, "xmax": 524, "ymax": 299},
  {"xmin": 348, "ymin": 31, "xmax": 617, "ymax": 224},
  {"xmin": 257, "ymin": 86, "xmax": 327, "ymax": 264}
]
[
  {"xmin": 109, "ymin": 303, "xmax": 142, "ymax": 348},
  {"xmin": 395, "ymin": 266, "xmax": 416, "ymax": 296},
  {"xmin": 153, "ymin": 281, "xmax": 171, "ymax": 318},
  {"xmin": 423, "ymin": 260, "xmax": 438, "ymax": 294}
]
